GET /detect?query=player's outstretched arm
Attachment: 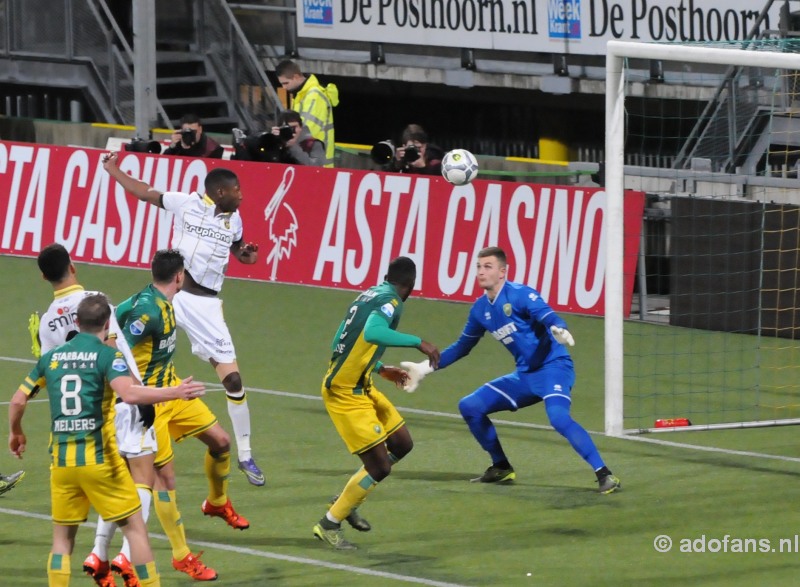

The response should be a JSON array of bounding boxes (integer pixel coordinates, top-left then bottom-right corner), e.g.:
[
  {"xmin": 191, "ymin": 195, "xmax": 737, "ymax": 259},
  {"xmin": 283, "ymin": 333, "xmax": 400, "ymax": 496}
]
[
  {"xmin": 418, "ymin": 340, "xmax": 440, "ymax": 369},
  {"xmin": 102, "ymin": 151, "xmax": 164, "ymax": 206},
  {"xmin": 112, "ymin": 375, "xmax": 206, "ymax": 404}
]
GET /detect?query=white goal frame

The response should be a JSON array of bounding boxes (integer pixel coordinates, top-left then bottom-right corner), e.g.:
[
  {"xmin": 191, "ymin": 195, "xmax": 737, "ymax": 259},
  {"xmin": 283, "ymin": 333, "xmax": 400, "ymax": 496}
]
[{"xmin": 604, "ymin": 41, "xmax": 800, "ymax": 436}]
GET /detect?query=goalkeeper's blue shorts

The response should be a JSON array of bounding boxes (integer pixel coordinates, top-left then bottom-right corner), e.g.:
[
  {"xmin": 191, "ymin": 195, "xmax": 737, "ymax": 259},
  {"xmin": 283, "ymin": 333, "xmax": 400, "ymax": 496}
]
[{"xmin": 466, "ymin": 359, "xmax": 575, "ymax": 413}]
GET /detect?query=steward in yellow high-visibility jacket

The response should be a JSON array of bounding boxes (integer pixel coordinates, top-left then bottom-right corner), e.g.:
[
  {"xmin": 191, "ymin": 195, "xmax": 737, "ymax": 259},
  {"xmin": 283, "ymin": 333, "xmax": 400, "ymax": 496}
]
[{"xmin": 276, "ymin": 61, "xmax": 339, "ymax": 168}]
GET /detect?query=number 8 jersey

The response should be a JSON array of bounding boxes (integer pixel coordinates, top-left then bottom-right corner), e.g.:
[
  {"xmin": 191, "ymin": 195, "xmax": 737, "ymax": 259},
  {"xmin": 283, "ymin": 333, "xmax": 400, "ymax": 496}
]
[{"xmin": 20, "ymin": 332, "xmax": 131, "ymax": 467}]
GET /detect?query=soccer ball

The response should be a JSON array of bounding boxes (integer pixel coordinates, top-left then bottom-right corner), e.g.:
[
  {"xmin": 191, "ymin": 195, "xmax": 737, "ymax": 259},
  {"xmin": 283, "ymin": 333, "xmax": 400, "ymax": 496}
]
[{"xmin": 441, "ymin": 149, "xmax": 479, "ymax": 185}]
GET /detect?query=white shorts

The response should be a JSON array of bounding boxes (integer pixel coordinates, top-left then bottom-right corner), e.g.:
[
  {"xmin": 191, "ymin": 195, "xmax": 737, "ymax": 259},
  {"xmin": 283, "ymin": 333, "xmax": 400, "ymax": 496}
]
[
  {"xmin": 173, "ymin": 290, "xmax": 237, "ymax": 363},
  {"xmin": 115, "ymin": 403, "xmax": 157, "ymax": 458}
]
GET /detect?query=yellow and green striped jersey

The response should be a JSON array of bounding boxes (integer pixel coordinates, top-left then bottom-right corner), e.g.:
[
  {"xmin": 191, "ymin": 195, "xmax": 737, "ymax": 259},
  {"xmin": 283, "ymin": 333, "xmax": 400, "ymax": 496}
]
[
  {"xmin": 116, "ymin": 284, "xmax": 180, "ymax": 387},
  {"xmin": 20, "ymin": 332, "xmax": 129, "ymax": 467},
  {"xmin": 324, "ymin": 282, "xmax": 404, "ymax": 393}
]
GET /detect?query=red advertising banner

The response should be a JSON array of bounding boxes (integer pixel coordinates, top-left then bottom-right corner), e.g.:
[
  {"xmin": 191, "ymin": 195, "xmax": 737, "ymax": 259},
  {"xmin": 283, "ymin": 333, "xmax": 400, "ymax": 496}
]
[{"xmin": 0, "ymin": 141, "xmax": 645, "ymax": 315}]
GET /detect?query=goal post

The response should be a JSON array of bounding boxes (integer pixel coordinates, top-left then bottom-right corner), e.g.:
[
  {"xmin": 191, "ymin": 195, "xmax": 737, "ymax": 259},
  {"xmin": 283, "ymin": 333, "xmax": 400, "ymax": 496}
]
[{"xmin": 605, "ymin": 40, "xmax": 800, "ymax": 436}]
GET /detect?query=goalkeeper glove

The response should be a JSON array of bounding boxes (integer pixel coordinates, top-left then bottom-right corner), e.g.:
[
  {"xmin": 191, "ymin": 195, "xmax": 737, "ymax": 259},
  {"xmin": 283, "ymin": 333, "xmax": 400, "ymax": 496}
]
[
  {"xmin": 29, "ymin": 312, "xmax": 41, "ymax": 358},
  {"xmin": 399, "ymin": 360, "xmax": 434, "ymax": 393},
  {"xmin": 550, "ymin": 325, "xmax": 575, "ymax": 347}
]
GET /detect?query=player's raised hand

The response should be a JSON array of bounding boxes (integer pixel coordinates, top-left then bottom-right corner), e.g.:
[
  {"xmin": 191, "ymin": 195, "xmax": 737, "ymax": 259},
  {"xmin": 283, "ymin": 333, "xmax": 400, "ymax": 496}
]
[
  {"xmin": 175, "ymin": 376, "xmax": 205, "ymax": 400},
  {"xmin": 418, "ymin": 340, "xmax": 440, "ymax": 369},
  {"xmin": 550, "ymin": 326, "xmax": 575, "ymax": 347},
  {"xmin": 102, "ymin": 151, "xmax": 119, "ymax": 170},
  {"xmin": 399, "ymin": 360, "xmax": 434, "ymax": 393},
  {"xmin": 378, "ymin": 365, "xmax": 409, "ymax": 389}
]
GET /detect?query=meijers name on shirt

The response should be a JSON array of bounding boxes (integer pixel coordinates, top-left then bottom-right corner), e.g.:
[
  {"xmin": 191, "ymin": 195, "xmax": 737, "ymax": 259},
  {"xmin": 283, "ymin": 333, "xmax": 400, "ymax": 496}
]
[{"xmin": 53, "ymin": 418, "xmax": 97, "ymax": 432}]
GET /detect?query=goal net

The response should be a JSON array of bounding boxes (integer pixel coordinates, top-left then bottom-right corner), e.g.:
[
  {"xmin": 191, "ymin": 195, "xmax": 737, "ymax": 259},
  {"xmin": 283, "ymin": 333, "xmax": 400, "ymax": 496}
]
[{"xmin": 605, "ymin": 38, "xmax": 800, "ymax": 435}]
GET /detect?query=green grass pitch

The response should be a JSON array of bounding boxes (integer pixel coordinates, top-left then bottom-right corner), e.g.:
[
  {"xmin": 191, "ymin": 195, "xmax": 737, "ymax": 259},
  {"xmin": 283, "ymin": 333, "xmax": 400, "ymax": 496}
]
[{"xmin": 1, "ymin": 255, "xmax": 800, "ymax": 586}]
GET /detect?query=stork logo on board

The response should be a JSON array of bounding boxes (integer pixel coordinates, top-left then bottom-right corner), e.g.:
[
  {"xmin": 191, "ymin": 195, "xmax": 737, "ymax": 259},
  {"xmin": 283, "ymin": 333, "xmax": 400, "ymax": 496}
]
[
  {"xmin": 549, "ymin": 0, "xmax": 581, "ymax": 40},
  {"xmin": 303, "ymin": 0, "xmax": 333, "ymax": 25},
  {"xmin": 264, "ymin": 167, "xmax": 299, "ymax": 281}
]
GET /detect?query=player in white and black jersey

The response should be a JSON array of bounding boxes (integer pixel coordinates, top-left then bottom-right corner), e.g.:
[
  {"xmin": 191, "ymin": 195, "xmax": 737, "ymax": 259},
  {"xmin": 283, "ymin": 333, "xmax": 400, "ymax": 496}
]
[
  {"xmin": 37, "ymin": 247, "xmax": 139, "ymax": 374},
  {"xmin": 103, "ymin": 151, "xmax": 265, "ymax": 487}
]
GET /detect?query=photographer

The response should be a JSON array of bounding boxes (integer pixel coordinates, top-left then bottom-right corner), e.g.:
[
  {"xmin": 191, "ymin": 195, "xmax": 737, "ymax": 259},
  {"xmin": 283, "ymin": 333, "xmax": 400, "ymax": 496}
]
[
  {"xmin": 163, "ymin": 114, "xmax": 224, "ymax": 159},
  {"xmin": 274, "ymin": 110, "xmax": 325, "ymax": 166},
  {"xmin": 386, "ymin": 124, "xmax": 444, "ymax": 175},
  {"xmin": 232, "ymin": 111, "xmax": 325, "ymax": 166}
]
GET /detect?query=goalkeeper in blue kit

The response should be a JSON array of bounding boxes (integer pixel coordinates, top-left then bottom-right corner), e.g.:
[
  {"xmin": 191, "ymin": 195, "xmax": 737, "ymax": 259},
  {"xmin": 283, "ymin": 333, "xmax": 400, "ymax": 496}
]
[{"xmin": 403, "ymin": 246, "xmax": 620, "ymax": 493}]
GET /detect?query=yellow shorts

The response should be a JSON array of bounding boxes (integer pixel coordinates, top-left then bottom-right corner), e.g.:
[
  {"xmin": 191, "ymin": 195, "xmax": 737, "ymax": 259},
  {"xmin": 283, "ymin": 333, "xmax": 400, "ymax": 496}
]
[
  {"xmin": 322, "ymin": 383, "xmax": 404, "ymax": 454},
  {"xmin": 50, "ymin": 456, "xmax": 140, "ymax": 525},
  {"xmin": 154, "ymin": 398, "xmax": 218, "ymax": 467}
]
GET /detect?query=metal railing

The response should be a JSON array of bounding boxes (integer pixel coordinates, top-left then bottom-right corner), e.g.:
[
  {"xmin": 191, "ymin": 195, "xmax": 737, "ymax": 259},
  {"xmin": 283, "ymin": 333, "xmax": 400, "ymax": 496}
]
[
  {"xmin": 90, "ymin": 0, "xmax": 172, "ymax": 129},
  {"xmin": 673, "ymin": 0, "xmax": 800, "ymax": 172},
  {"xmin": 193, "ymin": 0, "xmax": 284, "ymax": 132},
  {"xmin": 0, "ymin": 0, "xmax": 172, "ymax": 128},
  {"xmin": 0, "ymin": 0, "xmax": 284, "ymax": 132}
]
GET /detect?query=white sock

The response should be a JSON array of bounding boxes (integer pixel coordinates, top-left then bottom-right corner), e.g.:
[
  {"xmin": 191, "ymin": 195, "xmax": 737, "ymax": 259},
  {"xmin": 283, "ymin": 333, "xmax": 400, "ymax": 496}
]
[
  {"xmin": 120, "ymin": 486, "xmax": 152, "ymax": 560},
  {"xmin": 227, "ymin": 398, "xmax": 252, "ymax": 461},
  {"xmin": 93, "ymin": 516, "xmax": 116, "ymax": 560},
  {"xmin": 138, "ymin": 486, "xmax": 153, "ymax": 524}
]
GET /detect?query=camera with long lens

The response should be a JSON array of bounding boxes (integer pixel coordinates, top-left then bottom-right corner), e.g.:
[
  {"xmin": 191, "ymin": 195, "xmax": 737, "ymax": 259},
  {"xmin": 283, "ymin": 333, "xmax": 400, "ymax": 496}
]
[
  {"xmin": 231, "ymin": 128, "xmax": 282, "ymax": 162},
  {"xmin": 370, "ymin": 140, "xmax": 421, "ymax": 165},
  {"xmin": 180, "ymin": 127, "xmax": 196, "ymax": 147},
  {"xmin": 370, "ymin": 140, "xmax": 395, "ymax": 165},
  {"xmin": 124, "ymin": 137, "xmax": 162, "ymax": 154}
]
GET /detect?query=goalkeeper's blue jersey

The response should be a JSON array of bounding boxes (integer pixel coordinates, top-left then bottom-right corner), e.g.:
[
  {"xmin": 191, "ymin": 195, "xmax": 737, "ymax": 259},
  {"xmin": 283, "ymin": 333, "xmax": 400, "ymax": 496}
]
[{"xmin": 439, "ymin": 280, "xmax": 571, "ymax": 372}]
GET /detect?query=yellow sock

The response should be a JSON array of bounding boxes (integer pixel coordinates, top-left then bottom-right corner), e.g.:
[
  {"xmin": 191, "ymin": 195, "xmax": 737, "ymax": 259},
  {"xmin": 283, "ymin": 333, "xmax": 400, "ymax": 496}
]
[
  {"xmin": 135, "ymin": 561, "xmax": 160, "ymax": 586},
  {"xmin": 153, "ymin": 489, "xmax": 190, "ymax": 561},
  {"xmin": 329, "ymin": 466, "xmax": 377, "ymax": 522},
  {"xmin": 205, "ymin": 449, "xmax": 230, "ymax": 506},
  {"xmin": 47, "ymin": 552, "xmax": 70, "ymax": 587}
]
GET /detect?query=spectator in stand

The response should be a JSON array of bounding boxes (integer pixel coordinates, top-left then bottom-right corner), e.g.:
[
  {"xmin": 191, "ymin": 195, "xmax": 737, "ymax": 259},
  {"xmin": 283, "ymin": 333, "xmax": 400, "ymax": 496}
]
[
  {"xmin": 388, "ymin": 124, "xmax": 444, "ymax": 176},
  {"xmin": 276, "ymin": 60, "xmax": 338, "ymax": 168},
  {"xmin": 164, "ymin": 114, "xmax": 223, "ymax": 159}
]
